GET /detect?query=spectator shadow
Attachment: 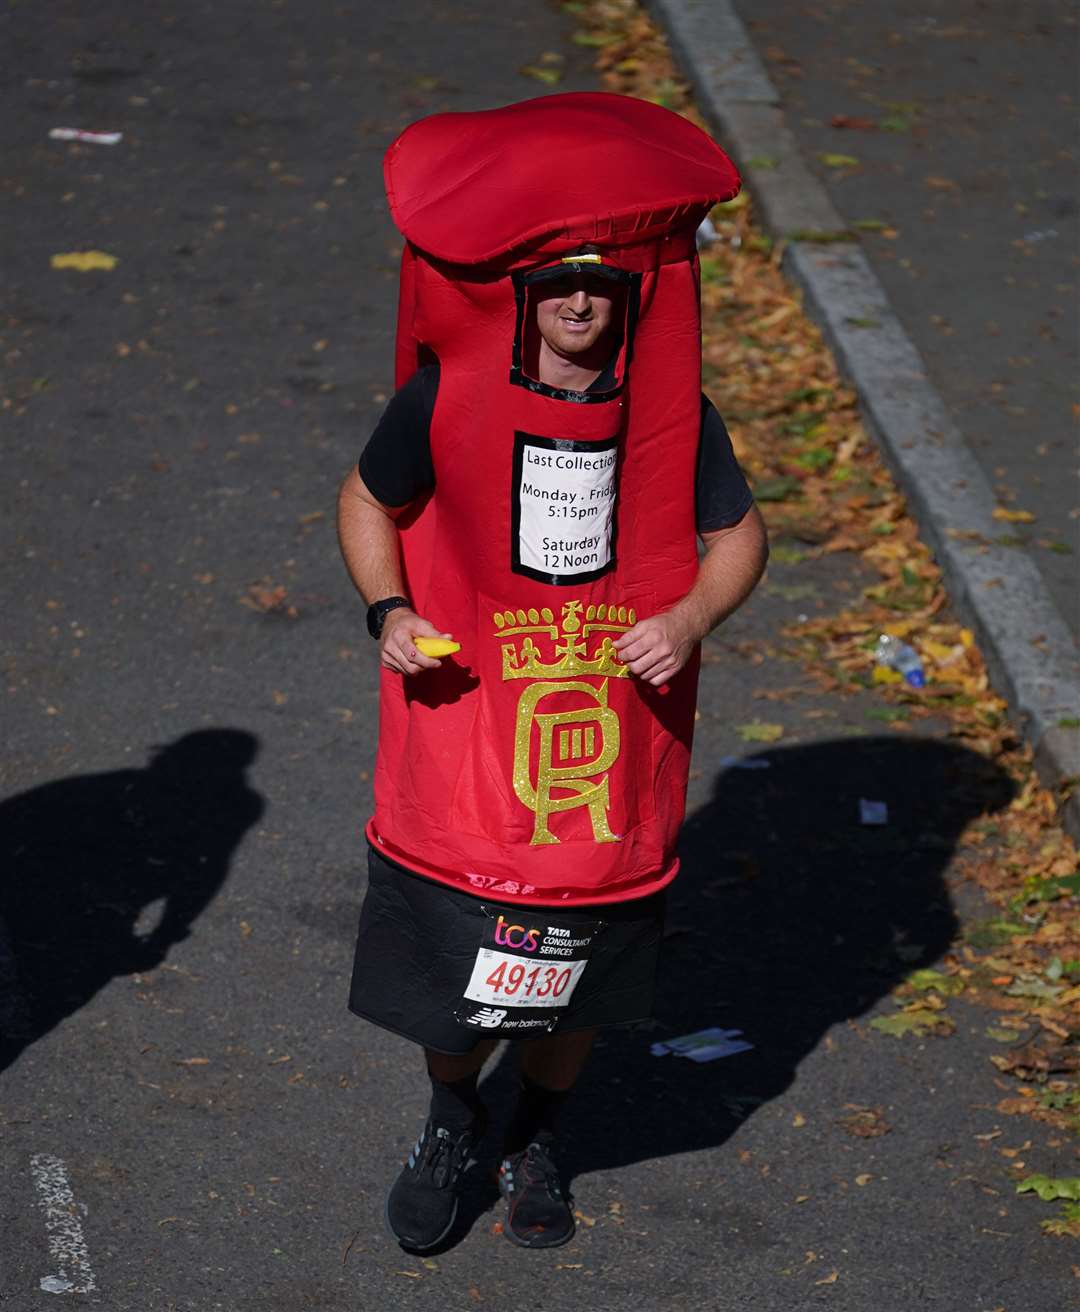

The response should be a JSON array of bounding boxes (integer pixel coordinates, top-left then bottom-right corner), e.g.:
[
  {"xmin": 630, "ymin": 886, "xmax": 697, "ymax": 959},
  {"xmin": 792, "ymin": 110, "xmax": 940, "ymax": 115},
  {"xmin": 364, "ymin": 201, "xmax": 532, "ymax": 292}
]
[
  {"xmin": 0, "ymin": 729, "xmax": 264, "ymax": 1073},
  {"xmin": 449, "ymin": 736, "xmax": 1014, "ymax": 1227}
]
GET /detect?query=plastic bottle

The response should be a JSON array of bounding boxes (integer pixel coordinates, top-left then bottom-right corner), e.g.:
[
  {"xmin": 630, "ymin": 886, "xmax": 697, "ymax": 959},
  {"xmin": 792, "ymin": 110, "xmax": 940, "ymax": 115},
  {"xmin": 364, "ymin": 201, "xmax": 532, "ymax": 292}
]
[{"xmin": 874, "ymin": 633, "xmax": 926, "ymax": 688}]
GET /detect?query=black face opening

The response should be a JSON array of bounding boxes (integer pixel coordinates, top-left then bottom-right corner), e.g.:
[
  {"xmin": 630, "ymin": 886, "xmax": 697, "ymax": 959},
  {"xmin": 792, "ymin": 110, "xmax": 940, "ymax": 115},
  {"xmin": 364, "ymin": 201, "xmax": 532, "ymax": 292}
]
[{"xmin": 510, "ymin": 262, "xmax": 641, "ymax": 403}]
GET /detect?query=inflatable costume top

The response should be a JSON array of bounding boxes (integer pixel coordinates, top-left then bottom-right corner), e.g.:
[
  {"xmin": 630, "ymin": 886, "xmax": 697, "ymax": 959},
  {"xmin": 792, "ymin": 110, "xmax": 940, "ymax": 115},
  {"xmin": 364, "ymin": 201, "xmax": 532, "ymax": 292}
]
[{"xmin": 368, "ymin": 93, "xmax": 740, "ymax": 905}]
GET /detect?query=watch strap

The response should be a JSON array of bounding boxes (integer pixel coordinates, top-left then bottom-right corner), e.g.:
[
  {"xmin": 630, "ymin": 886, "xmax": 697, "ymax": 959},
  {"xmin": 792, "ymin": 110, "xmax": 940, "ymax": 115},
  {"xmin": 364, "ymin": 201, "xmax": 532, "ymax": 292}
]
[{"xmin": 367, "ymin": 595, "xmax": 411, "ymax": 639}]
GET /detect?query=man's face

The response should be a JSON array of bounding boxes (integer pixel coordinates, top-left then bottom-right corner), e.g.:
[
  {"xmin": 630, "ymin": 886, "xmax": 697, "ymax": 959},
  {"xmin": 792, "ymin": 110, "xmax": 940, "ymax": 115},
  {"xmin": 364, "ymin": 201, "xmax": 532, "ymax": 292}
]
[{"xmin": 532, "ymin": 272, "xmax": 617, "ymax": 360}]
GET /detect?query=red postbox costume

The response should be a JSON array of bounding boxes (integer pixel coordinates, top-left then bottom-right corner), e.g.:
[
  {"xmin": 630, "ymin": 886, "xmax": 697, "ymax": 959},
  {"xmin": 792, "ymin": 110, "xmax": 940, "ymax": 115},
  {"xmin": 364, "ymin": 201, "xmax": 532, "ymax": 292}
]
[{"xmin": 367, "ymin": 93, "xmax": 740, "ymax": 906}]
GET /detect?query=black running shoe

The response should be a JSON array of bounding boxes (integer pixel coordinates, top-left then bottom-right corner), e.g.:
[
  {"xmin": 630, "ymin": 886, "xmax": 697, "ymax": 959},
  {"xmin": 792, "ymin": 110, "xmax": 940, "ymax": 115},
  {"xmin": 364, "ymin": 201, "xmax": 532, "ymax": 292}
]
[
  {"xmin": 497, "ymin": 1140, "xmax": 575, "ymax": 1249},
  {"xmin": 385, "ymin": 1119, "xmax": 482, "ymax": 1251}
]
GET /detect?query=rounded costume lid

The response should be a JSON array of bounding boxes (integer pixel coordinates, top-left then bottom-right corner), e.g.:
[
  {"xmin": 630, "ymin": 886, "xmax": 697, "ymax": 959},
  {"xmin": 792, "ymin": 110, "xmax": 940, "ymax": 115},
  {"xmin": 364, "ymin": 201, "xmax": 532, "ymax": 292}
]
[{"xmin": 384, "ymin": 92, "xmax": 741, "ymax": 266}]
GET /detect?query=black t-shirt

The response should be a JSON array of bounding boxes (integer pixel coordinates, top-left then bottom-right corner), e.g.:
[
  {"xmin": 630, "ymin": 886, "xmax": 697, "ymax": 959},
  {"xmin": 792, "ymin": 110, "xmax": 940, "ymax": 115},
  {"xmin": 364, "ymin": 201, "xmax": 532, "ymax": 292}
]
[{"xmin": 359, "ymin": 365, "xmax": 753, "ymax": 533}]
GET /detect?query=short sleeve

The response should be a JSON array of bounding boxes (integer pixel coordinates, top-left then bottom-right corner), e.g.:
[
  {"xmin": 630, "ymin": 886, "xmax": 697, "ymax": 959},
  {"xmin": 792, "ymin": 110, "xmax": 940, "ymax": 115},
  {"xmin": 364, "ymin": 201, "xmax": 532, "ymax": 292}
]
[
  {"xmin": 358, "ymin": 365, "xmax": 439, "ymax": 507},
  {"xmin": 695, "ymin": 395, "xmax": 754, "ymax": 532}
]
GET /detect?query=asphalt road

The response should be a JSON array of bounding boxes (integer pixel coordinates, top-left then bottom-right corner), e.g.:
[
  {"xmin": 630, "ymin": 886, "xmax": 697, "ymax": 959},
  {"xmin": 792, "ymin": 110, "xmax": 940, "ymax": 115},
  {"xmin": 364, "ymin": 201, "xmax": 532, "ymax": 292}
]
[
  {"xmin": 731, "ymin": 0, "xmax": 1079, "ymax": 635},
  {"xmin": 1, "ymin": 2, "xmax": 1075, "ymax": 1309}
]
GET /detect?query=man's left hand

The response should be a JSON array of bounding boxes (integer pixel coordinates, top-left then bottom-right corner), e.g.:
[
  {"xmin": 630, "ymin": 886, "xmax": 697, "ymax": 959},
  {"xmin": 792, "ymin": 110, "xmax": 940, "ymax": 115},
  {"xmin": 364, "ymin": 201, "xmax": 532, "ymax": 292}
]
[{"xmin": 613, "ymin": 608, "xmax": 703, "ymax": 687}]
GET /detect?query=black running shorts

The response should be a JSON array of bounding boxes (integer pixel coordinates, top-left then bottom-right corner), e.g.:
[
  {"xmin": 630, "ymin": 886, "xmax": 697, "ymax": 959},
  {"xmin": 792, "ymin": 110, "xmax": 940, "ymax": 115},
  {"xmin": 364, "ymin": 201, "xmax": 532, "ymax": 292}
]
[{"xmin": 348, "ymin": 847, "xmax": 666, "ymax": 1054}]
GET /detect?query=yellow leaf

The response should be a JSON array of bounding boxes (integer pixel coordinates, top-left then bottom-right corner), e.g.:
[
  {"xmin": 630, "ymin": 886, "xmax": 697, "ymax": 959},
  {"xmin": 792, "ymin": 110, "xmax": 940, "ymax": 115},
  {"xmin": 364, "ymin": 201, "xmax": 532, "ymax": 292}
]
[
  {"xmin": 815, "ymin": 1270, "xmax": 839, "ymax": 1285},
  {"xmin": 520, "ymin": 64, "xmax": 562, "ymax": 85},
  {"xmin": 735, "ymin": 720, "xmax": 784, "ymax": 742},
  {"xmin": 872, "ymin": 665, "xmax": 903, "ymax": 684},
  {"xmin": 51, "ymin": 250, "xmax": 118, "ymax": 271},
  {"xmin": 820, "ymin": 153, "xmax": 859, "ymax": 168},
  {"xmin": 992, "ymin": 507, "xmax": 1035, "ymax": 523},
  {"xmin": 921, "ymin": 640, "xmax": 964, "ymax": 666}
]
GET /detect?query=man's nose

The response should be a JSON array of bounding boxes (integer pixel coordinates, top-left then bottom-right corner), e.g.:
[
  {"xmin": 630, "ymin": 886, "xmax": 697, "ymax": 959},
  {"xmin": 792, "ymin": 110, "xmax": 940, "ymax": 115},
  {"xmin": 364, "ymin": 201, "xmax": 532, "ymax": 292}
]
[{"xmin": 565, "ymin": 288, "xmax": 590, "ymax": 314}]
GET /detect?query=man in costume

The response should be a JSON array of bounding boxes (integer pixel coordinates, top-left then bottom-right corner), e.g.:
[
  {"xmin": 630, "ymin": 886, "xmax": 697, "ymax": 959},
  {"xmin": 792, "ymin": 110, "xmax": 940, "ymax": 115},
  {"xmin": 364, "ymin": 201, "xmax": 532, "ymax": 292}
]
[{"xmin": 338, "ymin": 93, "xmax": 767, "ymax": 1251}]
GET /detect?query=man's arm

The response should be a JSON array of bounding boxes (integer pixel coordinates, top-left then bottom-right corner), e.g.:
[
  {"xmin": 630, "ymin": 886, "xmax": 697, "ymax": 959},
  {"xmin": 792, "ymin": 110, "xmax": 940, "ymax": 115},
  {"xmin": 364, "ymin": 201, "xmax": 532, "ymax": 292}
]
[
  {"xmin": 337, "ymin": 467, "xmax": 452, "ymax": 675},
  {"xmin": 613, "ymin": 504, "xmax": 768, "ymax": 686}
]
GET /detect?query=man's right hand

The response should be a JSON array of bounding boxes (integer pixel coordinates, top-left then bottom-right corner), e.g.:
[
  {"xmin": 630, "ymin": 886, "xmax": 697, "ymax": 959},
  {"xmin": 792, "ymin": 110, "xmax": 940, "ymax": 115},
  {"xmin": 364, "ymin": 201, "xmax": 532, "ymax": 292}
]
[{"xmin": 380, "ymin": 608, "xmax": 453, "ymax": 675}]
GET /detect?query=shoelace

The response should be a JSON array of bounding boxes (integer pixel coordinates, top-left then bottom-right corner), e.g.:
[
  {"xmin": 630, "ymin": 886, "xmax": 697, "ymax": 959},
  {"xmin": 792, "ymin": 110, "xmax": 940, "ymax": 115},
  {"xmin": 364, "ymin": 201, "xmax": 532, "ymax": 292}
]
[
  {"xmin": 518, "ymin": 1144, "xmax": 561, "ymax": 1198},
  {"xmin": 417, "ymin": 1127, "xmax": 470, "ymax": 1189}
]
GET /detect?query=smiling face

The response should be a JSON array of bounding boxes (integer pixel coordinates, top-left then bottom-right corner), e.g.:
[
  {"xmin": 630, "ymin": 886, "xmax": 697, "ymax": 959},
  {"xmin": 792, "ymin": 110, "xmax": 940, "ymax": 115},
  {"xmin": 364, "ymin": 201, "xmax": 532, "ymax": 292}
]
[
  {"xmin": 533, "ymin": 272, "xmax": 617, "ymax": 359},
  {"xmin": 529, "ymin": 269, "xmax": 623, "ymax": 392}
]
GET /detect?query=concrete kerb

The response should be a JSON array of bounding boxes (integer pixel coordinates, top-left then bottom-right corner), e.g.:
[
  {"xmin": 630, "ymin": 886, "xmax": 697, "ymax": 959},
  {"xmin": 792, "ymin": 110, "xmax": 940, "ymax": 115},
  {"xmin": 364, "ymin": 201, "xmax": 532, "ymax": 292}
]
[{"xmin": 649, "ymin": 0, "xmax": 1080, "ymax": 836}]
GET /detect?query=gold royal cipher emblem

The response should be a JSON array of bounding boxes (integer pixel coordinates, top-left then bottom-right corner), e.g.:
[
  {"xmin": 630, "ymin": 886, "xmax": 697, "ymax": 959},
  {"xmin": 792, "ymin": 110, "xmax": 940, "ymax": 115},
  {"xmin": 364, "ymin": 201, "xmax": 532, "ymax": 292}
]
[{"xmin": 492, "ymin": 599, "xmax": 635, "ymax": 846}]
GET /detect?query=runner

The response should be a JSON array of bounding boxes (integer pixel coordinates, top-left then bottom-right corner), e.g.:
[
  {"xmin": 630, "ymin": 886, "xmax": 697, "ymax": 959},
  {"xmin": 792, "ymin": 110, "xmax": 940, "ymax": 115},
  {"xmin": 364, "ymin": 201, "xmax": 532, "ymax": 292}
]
[{"xmin": 337, "ymin": 92, "xmax": 768, "ymax": 1251}]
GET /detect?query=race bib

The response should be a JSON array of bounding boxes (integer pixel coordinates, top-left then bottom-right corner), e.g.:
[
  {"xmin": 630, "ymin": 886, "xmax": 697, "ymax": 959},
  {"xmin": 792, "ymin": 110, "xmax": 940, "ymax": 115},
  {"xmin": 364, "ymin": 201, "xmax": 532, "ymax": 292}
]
[
  {"xmin": 455, "ymin": 907, "xmax": 604, "ymax": 1036},
  {"xmin": 511, "ymin": 433, "xmax": 618, "ymax": 585}
]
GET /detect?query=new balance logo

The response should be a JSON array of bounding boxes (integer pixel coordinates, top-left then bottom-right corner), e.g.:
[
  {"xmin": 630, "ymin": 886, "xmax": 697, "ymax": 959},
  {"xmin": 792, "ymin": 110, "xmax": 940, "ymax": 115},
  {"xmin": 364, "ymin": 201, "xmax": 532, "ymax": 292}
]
[{"xmin": 465, "ymin": 1006, "xmax": 508, "ymax": 1028}]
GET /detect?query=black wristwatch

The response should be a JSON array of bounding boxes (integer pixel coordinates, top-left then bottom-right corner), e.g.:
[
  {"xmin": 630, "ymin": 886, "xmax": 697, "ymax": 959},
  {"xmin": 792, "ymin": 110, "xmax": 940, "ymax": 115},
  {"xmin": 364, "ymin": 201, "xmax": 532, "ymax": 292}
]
[{"xmin": 366, "ymin": 595, "xmax": 411, "ymax": 639}]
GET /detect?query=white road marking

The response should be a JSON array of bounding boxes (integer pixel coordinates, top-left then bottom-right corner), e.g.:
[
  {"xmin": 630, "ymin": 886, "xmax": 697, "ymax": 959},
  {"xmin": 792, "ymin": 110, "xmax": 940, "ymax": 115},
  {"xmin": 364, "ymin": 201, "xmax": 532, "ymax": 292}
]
[{"xmin": 30, "ymin": 1154, "xmax": 97, "ymax": 1295}]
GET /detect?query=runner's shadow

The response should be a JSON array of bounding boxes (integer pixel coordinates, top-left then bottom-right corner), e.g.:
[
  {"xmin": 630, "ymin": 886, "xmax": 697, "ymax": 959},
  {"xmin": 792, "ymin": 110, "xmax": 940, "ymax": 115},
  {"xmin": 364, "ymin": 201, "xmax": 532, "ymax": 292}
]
[
  {"xmin": 553, "ymin": 736, "xmax": 1014, "ymax": 1186},
  {"xmin": 0, "ymin": 729, "xmax": 264, "ymax": 1073}
]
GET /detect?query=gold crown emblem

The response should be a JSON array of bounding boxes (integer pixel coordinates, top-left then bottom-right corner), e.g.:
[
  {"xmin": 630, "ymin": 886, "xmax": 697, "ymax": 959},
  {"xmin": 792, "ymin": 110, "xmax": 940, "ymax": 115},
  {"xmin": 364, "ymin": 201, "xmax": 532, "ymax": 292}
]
[{"xmin": 492, "ymin": 599, "xmax": 636, "ymax": 681}]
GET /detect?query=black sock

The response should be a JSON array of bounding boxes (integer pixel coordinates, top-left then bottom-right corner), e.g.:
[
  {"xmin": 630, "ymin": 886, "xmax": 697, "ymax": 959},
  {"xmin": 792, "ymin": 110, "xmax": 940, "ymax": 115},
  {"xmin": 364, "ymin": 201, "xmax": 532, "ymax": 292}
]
[
  {"xmin": 504, "ymin": 1074, "xmax": 569, "ymax": 1154},
  {"xmin": 427, "ymin": 1069, "xmax": 486, "ymax": 1132}
]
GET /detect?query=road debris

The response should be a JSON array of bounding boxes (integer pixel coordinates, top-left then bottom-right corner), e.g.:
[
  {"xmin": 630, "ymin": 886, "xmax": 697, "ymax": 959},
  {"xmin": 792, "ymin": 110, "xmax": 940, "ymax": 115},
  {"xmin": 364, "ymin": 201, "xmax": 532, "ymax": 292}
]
[
  {"xmin": 651, "ymin": 1027, "xmax": 754, "ymax": 1062},
  {"xmin": 49, "ymin": 128, "xmax": 122, "ymax": 145},
  {"xmin": 859, "ymin": 798, "xmax": 888, "ymax": 826}
]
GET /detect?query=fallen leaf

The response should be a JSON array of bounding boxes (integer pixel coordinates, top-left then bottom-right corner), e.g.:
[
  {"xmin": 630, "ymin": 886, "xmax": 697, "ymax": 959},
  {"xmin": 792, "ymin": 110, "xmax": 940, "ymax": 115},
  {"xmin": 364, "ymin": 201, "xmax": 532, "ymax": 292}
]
[
  {"xmin": 1017, "ymin": 1175, "xmax": 1080, "ymax": 1202},
  {"xmin": 992, "ymin": 507, "xmax": 1036, "ymax": 523},
  {"xmin": 815, "ymin": 1270, "xmax": 839, "ymax": 1285},
  {"xmin": 830, "ymin": 115, "xmax": 876, "ymax": 130},
  {"xmin": 904, "ymin": 967, "xmax": 965, "ymax": 996},
  {"xmin": 819, "ymin": 153, "xmax": 859, "ymax": 168},
  {"xmin": 837, "ymin": 1105, "xmax": 891, "ymax": 1138},
  {"xmin": 735, "ymin": 720, "xmax": 784, "ymax": 743},
  {"xmin": 571, "ymin": 29, "xmax": 621, "ymax": 46},
  {"xmin": 870, "ymin": 1007, "xmax": 954, "ymax": 1038},
  {"xmin": 51, "ymin": 250, "xmax": 118, "ymax": 271},
  {"xmin": 520, "ymin": 52, "xmax": 564, "ymax": 85}
]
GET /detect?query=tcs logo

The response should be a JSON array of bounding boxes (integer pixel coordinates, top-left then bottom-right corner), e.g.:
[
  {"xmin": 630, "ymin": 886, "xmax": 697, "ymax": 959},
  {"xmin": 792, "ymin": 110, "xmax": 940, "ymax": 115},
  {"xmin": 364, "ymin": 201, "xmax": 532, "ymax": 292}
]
[{"xmin": 494, "ymin": 914, "xmax": 541, "ymax": 953}]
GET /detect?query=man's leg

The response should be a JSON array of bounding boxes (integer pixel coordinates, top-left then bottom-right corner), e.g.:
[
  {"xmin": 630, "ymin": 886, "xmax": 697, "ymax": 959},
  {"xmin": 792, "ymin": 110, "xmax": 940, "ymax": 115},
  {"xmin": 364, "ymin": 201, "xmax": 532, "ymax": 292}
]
[
  {"xmin": 505, "ymin": 1028, "xmax": 595, "ymax": 1149},
  {"xmin": 424, "ymin": 1041, "xmax": 496, "ymax": 1129},
  {"xmin": 520, "ymin": 1028, "xmax": 596, "ymax": 1089},
  {"xmin": 385, "ymin": 1040, "xmax": 497, "ymax": 1251},
  {"xmin": 498, "ymin": 1028, "xmax": 596, "ymax": 1250},
  {"xmin": 426, "ymin": 1041, "xmax": 496, "ymax": 1084}
]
